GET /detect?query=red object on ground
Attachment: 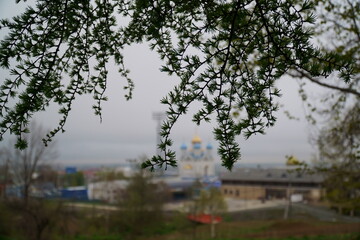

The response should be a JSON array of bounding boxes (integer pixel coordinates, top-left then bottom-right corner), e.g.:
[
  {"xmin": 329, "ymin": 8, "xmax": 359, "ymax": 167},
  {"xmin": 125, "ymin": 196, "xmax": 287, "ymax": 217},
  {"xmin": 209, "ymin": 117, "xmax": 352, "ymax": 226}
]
[{"xmin": 187, "ymin": 214, "xmax": 222, "ymax": 224}]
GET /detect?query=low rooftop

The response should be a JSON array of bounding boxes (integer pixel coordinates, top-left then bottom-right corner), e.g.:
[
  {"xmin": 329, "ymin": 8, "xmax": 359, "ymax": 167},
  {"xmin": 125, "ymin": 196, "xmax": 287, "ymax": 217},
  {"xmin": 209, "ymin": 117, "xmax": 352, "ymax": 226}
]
[{"xmin": 220, "ymin": 167, "xmax": 323, "ymax": 184}]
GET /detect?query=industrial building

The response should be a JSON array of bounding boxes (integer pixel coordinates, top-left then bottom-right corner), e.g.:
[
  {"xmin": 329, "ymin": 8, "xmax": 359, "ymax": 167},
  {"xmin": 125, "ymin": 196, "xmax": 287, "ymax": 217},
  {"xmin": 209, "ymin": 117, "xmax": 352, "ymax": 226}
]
[{"xmin": 220, "ymin": 168, "xmax": 324, "ymax": 202}]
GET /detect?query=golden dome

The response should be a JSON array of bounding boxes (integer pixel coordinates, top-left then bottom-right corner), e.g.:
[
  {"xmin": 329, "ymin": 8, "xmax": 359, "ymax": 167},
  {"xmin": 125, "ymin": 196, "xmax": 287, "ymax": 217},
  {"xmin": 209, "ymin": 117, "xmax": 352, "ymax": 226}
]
[
  {"xmin": 286, "ymin": 155, "xmax": 300, "ymax": 166},
  {"xmin": 183, "ymin": 164, "xmax": 193, "ymax": 170},
  {"xmin": 191, "ymin": 135, "xmax": 202, "ymax": 144}
]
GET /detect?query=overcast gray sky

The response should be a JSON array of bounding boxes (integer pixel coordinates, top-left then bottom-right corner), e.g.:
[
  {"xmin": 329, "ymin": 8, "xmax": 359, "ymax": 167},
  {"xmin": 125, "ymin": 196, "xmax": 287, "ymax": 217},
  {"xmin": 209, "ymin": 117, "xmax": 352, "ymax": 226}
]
[{"xmin": 0, "ymin": 1, "xmax": 321, "ymax": 167}]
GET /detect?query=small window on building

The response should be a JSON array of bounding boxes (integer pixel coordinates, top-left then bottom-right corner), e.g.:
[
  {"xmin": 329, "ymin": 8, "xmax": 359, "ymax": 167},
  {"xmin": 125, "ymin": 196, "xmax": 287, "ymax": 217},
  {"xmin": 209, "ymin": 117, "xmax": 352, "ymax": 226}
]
[
  {"xmin": 236, "ymin": 190, "xmax": 239, "ymax": 196},
  {"xmin": 224, "ymin": 189, "xmax": 228, "ymax": 194},
  {"xmin": 281, "ymin": 173, "xmax": 287, "ymax": 178}
]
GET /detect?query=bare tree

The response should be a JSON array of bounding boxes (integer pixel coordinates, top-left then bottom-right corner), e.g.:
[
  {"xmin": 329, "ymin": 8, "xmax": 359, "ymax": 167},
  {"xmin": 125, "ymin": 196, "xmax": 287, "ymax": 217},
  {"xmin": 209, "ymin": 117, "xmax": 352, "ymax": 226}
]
[
  {"xmin": 7, "ymin": 198, "xmax": 65, "ymax": 240},
  {"xmin": 0, "ymin": 122, "xmax": 57, "ymax": 204},
  {"xmin": 118, "ymin": 162, "xmax": 170, "ymax": 239},
  {"xmin": 0, "ymin": 148, "xmax": 10, "ymax": 200},
  {"xmin": 197, "ymin": 187, "xmax": 227, "ymax": 239}
]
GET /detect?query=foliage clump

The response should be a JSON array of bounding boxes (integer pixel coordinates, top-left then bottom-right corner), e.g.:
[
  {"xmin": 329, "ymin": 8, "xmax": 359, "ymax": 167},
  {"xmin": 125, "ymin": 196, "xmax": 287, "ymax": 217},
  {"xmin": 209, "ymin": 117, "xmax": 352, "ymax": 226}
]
[{"xmin": 0, "ymin": 0, "xmax": 356, "ymax": 170}]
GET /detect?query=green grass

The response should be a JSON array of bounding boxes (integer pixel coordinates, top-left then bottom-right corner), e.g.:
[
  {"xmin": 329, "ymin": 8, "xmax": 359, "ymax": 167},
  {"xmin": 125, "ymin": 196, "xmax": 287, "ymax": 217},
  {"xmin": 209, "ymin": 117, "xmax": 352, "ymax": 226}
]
[
  {"xmin": 212, "ymin": 233, "xmax": 360, "ymax": 240},
  {"xmin": 0, "ymin": 237, "xmax": 14, "ymax": 240},
  {"xmin": 73, "ymin": 235, "xmax": 122, "ymax": 240}
]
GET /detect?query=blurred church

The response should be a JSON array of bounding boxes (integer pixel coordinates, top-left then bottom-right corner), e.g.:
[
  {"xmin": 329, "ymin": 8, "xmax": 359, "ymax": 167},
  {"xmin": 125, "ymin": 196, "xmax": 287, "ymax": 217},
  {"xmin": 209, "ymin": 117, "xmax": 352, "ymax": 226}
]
[{"xmin": 178, "ymin": 135, "xmax": 215, "ymax": 179}]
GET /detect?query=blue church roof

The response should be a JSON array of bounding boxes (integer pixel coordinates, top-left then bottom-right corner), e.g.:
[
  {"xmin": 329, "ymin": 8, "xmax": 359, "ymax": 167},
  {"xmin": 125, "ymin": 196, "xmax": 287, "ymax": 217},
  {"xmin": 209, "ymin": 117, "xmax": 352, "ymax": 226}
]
[{"xmin": 193, "ymin": 143, "xmax": 201, "ymax": 149}]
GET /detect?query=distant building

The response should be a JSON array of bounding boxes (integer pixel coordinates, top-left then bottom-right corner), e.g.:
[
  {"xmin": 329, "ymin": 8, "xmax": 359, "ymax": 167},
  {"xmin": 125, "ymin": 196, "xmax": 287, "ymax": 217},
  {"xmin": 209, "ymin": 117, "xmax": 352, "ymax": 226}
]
[
  {"xmin": 65, "ymin": 167, "xmax": 77, "ymax": 174},
  {"xmin": 61, "ymin": 186, "xmax": 88, "ymax": 201},
  {"xmin": 179, "ymin": 135, "xmax": 215, "ymax": 179},
  {"xmin": 147, "ymin": 135, "xmax": 218, "ymax": 201},
  {"xmin": 115, "ymin": 166, "xmax": 134, "ymax": 178},
  {"xmin": 31, "ymin": 182, "xmax": 59, "ymax": 198},
  {"xmin": 82, "ymin": 168, "xmax": 99, "ymax": 184},
  {"xmin": 88, "ymin": 180, "xmax": 128, "ymax": 203},
  {"xmin": 220, "ymin": 168, "xmax": 324, "ymax": 202},
  {"xmin": 5, "ymin": 184, "xmax": 23, "ymax": 198}
]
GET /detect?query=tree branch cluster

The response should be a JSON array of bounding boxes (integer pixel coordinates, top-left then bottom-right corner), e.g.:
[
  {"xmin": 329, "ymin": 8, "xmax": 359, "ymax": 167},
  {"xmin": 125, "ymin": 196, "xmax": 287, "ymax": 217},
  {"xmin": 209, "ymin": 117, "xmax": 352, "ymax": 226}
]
[{"xmin": 0, "ymin": 0, "xmax": 356, "ymax": 170}]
